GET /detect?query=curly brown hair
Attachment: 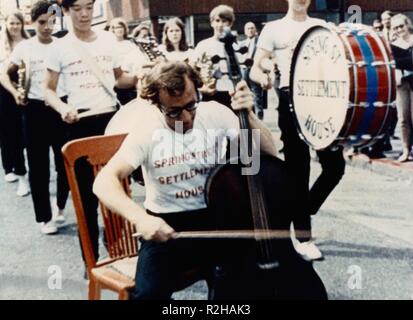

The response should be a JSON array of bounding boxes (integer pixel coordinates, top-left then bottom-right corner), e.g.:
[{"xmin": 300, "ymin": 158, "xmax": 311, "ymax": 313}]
[{"xmin": 140, "ymin": 61, "xmax": 203, "ymax": 106}]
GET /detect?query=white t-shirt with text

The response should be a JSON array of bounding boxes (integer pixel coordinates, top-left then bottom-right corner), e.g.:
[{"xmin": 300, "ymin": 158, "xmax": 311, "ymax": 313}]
[
  {"xmin": 115, "ymin": 101, "xmax": 240, "ymax": 213},
  {"xmin": 47, "ymin": 31, "xmax": 121, "ymax": 111},
  {"xmin": 11, "ymin": 37, "xmax": 65, "ymax": 100},
  {"xmin": 257, "ymin": 15, "xmax": 326, "ymax": 88}
]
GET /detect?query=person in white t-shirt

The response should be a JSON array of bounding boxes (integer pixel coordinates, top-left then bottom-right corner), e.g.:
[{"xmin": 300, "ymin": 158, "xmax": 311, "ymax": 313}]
[
  {"xmin": 109, "ymin": 17, "xmax": 140, "ymax": 105},
  {"xmin": 93, "ymin": 61, "xmax": 278, "ymax": 299},
  {"xmin": 250, "ymin": 0, "xmax": 346, "ymax": 261},
  {"xmin": 191, "ymin": 5, "xmax": 237, "ymax": 108},
  {"xmin": 1, "ymin": 0, "xmax": 69, "ymax": 235},
  {"xmin": 44, "ymin": 0, "xmax": 139, "ymax": 262},
  {"xmin": 0, "ymin": 11, "xmax": 30, "ymax": 196}
]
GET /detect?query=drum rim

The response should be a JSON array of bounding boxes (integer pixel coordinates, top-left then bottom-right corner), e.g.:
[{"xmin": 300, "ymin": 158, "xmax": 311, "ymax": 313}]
[{"xmin": 289, "ymin": 24, "xmax": 396, "ymax": 150}]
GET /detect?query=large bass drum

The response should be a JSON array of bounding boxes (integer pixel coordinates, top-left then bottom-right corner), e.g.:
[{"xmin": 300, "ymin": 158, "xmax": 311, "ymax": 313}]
[{"xmin": 290, "ymin": 24, "xmax": 396, "ymax": 150}]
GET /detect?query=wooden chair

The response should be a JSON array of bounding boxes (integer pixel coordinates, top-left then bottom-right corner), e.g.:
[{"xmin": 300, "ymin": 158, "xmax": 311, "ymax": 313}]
[{"xmin": 62, "ymin": 134, "xmax": 209, "ymax": 300}]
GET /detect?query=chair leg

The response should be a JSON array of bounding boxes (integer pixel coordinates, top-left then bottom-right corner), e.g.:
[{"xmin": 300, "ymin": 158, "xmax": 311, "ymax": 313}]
[
  {"xmin": 88, "ymin": 278, "xmax": 101, "ymax": 300},
  {"xmin": 118, "ymin": 289, "xmax": 129, "ymax": 300}
]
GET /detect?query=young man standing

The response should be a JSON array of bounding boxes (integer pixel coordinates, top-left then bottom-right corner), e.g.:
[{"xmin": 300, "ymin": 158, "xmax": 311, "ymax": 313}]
[
  {"xmin": 1, "ymin": 0, "xmax": 68, "ymax": 235},
  {"xmin": 250, "ymin": 0, "xmax": 346, "ymax": 261},
  {"xmin": 191, "ymin": 5, "xmax": 236, "ymax": 108},
  {"xmin": 44, "ymin": 0, "xmax": 138, "ymax": 259}
]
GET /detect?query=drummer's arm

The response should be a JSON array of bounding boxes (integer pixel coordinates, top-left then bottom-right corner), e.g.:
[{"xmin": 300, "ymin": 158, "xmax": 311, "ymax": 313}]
[{"xmin": 250, "ymin": 48, "xmax": 273, "ymax": 90}]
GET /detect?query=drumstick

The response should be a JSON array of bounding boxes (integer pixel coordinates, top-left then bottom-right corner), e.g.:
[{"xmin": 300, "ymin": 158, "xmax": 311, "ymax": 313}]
[
  {"xmin": 132, "ymin": 229, "xmax": 317, "ymax": 240},
  {"xmin": 77, "ymin": 107, "xmax": 116, "ymax": 119}
]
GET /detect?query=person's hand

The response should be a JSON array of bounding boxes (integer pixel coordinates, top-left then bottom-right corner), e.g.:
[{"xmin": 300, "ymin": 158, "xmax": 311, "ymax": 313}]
[
  {"xmin": 135, "ymin": 214, "xmax": 177, "ymax": 242},
  {"xmin": 61, "ymin": 106, "xmax": 79, "ymax": 124},
  {"xmin": 230, "ymin": 81, "xmax": 254, "ymax": 113},
  {"xmin": 199, "ymin": 83, "xmax": 216, "ymax": 96},
  {"xmin": 13, "ymin": 91, "xmax": 27, "ymax": 106},
  {"xmin": 133, "ymin": 62, "xmax": 157, "ymax": 81},
  {"xmin": 259, "ymin": 71, "xmax": 273, "ymax": 90}
]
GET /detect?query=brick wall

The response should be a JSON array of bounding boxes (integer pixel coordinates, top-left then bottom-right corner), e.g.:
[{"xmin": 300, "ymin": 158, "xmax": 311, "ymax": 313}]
[
  {"xmin": 106, "ymin": 0, "xmax": 149, "ymax": 22},
  {"xmin": 148, "ymin": 0, "xmax": 413, "ymax": 17},
  {"xmin": 347, "ymin": 0, "xmax": 413, "ymax": 11},
  {"xmin": 103, "ymin": 0, "xmax": 413, "ymax": 25}
]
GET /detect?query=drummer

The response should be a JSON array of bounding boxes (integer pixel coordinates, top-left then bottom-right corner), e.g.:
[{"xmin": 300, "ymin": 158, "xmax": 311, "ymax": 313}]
[{"xmin": 250, "ymin": 0, "xmax": 346, "ymax": 261}]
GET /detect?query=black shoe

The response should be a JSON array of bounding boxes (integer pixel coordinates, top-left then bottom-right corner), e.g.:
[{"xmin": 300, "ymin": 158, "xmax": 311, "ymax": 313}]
[{"xmin": 367, "ymin": 151, "xmax": 386, "ymax": 159}]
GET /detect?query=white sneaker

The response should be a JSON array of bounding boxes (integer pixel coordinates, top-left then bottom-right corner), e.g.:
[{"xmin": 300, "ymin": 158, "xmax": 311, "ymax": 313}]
[
  {"xmin": 52, "ymin": 200, "xmax": 66, "ymax": 223},
  {"xmin": 16, "ymin": 176, "xmax": 30, "ymax": 197},
  {"xmin": 40, "ymin": 220, "xmax": 58, "ymax": 235},
  {"xmin": 5, "ymin": 173, "xmax": 18, "ymax": 183},
  {"xmin": 293, "ymin": 240, "xmax": 324, "ymax": 261}
]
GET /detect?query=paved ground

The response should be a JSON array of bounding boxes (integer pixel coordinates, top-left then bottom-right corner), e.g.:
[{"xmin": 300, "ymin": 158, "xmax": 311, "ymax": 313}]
[{"xmin": 1, "ymin": 91, "xmax": 412, "ymax": 300}]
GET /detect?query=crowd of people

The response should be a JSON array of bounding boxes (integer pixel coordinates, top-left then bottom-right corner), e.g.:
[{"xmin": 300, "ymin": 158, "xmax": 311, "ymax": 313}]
[{"xmin": 0, "ymin": 0, "xmax": 412, "ymax": 300}]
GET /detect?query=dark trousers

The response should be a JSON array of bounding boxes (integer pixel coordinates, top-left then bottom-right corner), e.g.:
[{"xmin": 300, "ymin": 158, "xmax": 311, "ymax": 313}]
[
  {"xmin": 0, "ymin": 86, "xmax": 26, "ymax": 176},
  {"xmin": 65, "ymin": 112, "xmax": 116, "ymax": 261},
  {"xmin": 278, "ymin": 90, "xmax": 345, "ymax": 240},
  {"xmin": 244, "ymin": 68, "xmax": 267, "ymax": 119},
  {"xmin": 24, "ymin": 99, "xmax": 69, "ymax": 223},
  {"xmin": 250, "ymin": 82, "xmax": 267, "ymax": 120},
  {"xmin": 130, "ymin": 209, "xmax": 249, "ymax": 300}
]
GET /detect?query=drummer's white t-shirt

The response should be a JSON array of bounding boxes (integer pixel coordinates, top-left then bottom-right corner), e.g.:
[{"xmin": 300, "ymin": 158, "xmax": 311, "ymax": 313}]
[
  {"xmin": 47, "ymin": 31, "xmax": 121, "ymax": 111},
  {"xmin": 257, "ymin": 15, "xmax": 326, "ymax": 88},
  {"xmin": 10, "ymin": 37, "xmax": 65, "ymax": 100},
  {"xmin": 115, "ymin": 101, "xmax": 240, "ymax": 213}
]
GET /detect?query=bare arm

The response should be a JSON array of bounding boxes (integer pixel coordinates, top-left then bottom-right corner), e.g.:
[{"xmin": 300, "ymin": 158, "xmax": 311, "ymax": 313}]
[
  {"xmin": 44, "ymin": 69, "xmax": 79, "ymax": 123},
  {"xmin": 93, "ymin": 157, "xmax": 176, "ymax": 242},
  {"xmin": 114, "ymin": 67, "xmax": 138, "ymax": 89},
  {"xmin": 250, "ymin": 48, "xmax": 274, "ymax": 90}
]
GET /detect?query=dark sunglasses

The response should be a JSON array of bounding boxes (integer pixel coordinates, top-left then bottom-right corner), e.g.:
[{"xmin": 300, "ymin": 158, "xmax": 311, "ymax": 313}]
[
  {"xmin": 159, "ymin": 92, "xmax": 202, "ymax": 119},
  {"xmin": 393, "ymin": 24, "xmax": 406, "ymax": 30}
]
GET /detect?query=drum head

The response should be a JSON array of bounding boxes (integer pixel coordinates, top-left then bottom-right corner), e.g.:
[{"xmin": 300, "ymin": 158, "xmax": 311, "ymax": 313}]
[{"xmin": 291, "ymin": 26, "xmax": 350, "ymax": 150}]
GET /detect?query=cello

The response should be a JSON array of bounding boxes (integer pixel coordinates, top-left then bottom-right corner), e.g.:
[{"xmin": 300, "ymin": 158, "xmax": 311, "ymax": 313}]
[{"xmin": 204, "ymin": 27, "xmax": 328, "ymax": 300}]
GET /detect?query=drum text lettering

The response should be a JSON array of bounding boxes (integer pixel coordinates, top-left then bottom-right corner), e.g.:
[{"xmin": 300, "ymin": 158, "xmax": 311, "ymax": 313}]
[
  {"xmin": 297, "ymin": 80, "xmax": 347, "ymax": 99},
  {"xmin": 304, "ymin": 115, "xmax": 336, "ymax": 140}
]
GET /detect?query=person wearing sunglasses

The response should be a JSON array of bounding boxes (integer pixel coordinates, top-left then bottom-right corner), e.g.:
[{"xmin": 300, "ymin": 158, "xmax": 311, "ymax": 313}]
[
  {"xmin": 390, "ymin": 14, "xmax": 413, "ymax": 162},
  {"xmin": 93, "ymin": 61, "xmax": 279, "ymax": 299}
]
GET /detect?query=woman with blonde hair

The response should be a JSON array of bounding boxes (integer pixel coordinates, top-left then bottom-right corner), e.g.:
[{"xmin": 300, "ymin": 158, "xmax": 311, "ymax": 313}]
[
  {"xmin": 0, "ymin": 11, "xmax": 30, "ymax": 196},
  {"xmin": 160, "ymin": 17, "xmax": 193, "ymax": 62},
  {"xmin": 390, "ymin": 13, "xmax": 413, "ymax": 162}
]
